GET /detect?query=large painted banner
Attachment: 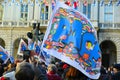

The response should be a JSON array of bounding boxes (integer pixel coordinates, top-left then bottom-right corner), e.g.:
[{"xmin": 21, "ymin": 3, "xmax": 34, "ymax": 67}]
[{"xmin": 41, "ymin": 2, "xmax": 101, "ymax": 79}]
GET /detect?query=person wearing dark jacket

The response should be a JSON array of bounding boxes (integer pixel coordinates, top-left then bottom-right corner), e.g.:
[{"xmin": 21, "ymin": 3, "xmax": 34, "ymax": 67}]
[
  {"xmin": 0, "ymin": 59, "xmax": 4, "ymax": 77},
  {"xmin": 112, "ymin": 64, "xmax": 120, "ymax": 80}
]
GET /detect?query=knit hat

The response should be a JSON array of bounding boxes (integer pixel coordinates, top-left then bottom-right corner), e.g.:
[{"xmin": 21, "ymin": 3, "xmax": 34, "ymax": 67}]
[{"xmin": 113, "ymin": 64, "xmax": 120, "ymax": 71}]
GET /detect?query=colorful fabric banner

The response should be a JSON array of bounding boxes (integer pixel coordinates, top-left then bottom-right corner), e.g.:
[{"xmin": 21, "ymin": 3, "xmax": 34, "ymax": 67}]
[
  {"xmin": 34, "ymin": 41, "xmax": 41, "ymax": 55},
  {"xmin": 0, "ymin": 46, "xmax": 9, "ymax": 63},
  {"xmin": 39, "ymin": 50, "xmax": 51, "ymax": 65},
  {"xmin": 41, "ymin": 1, "xmax": 101, "ymax": 79},
  {"xmin": 17, "ymin": 39, "xmax": 28, "ymax": 55},
  {"xmin": 28, "ymin": 38, "xmax": 34, "ymax": 50}
]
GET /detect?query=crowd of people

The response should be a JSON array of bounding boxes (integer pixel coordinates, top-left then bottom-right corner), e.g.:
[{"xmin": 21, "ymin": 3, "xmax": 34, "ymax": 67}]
[
  {"xmin": 0, "ymin": 50, "xmax": 89, "ymax": 80},
  {"xmin": 0, "ymin": 50, "xmax": 120, "ymax": 80},
  {"xmin": 99, "ymin": 64, "xmax": 120, "ymax": 80}
]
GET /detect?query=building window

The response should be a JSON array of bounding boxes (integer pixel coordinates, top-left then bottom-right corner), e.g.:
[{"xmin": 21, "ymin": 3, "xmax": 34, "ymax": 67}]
[
  {"xmin": 104, "ymin": 4, "xmax": 113, "ymax": 23},
  {"xmin": 40, "ymin": 3, "xmax": 49, "ymax": 20},
  {"xmin": 83, "ymin": 4, "xmax": 91, "ymax": 19},
  {"xmin": 20, "ymin": 4, "xmax": 28, "ymax": 21}
]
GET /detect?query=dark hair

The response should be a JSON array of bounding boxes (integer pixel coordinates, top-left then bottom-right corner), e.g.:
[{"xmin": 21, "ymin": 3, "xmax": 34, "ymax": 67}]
[
  {"xmin": 113, "ymin": 64, "xmax": 120, "ymax": 71},
  {"xmin": 23, "ymin": 50, "xmax": 31, "ymax": 62},
  {"xmin": 15, "ymin": 62, "xmax": 34, "ymax": 80},
  {"xmin": 65, "ymin": 66, "xmax": 88, "ymax": 80}
]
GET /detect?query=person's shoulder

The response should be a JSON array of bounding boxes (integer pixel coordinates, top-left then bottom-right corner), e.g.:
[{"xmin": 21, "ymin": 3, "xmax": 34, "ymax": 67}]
[
  {"xmin": 3, "ymin": 71, "xmax": 16, "ymax": 80},
  {"xmin": 3, "ymin": 71, "xmax": 15, "ymax": 76}
]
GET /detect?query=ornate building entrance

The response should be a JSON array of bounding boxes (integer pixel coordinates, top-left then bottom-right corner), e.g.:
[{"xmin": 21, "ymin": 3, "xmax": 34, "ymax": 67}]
[{"xmin": 100, "ymin": 40, "xmax": 117, "ymax": 68}]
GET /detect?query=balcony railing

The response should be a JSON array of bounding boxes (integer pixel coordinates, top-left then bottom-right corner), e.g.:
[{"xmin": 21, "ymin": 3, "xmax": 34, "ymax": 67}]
[
  {"xmin": 99, "ymin": 23, "xmax": 120, "ymax": 29},
  {"xmin": 0, "ymin": 20, "xmax": 120, "ymax": 29},
  {"xmin": 0, "ymin": 20, "xmax": 49, "ymax": 27}
]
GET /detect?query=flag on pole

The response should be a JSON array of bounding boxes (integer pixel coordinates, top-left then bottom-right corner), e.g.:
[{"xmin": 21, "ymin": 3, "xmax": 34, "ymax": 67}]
[
  {"xmin": 0, "ymin": 46, "xmax": 9, "ymax": 63},
  {"xmin": 72, "ymin": 0, "xmax": 79, "ymax": 9},
  {"xmin": 41, "ymin": 1, "xmax": 101, "ymax": 79},
  {"xmin": 52, "ymin": 0, "xmax": 56, "ymax": 10},
  {"xmin": 28, "ymin": 38, "xmax": 34, "ymax": 50},
  {"xmin": 34, "ymin": 41, "xmax": 41, "ymax": 55},
  {"xmin": 17, "ymin": 39, "xmax": 28, "ymax": 55}
]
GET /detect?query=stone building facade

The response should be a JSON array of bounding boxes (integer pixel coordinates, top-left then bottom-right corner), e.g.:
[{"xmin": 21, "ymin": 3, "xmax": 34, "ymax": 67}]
[{"xmin": 0, "ymin": 0, "xmax": 120, "ymax": 68}]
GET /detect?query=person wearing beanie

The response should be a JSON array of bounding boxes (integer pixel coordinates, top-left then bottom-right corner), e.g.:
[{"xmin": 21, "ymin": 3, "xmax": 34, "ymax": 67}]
[{"xmin": 112, "ymin": 64, "xmax": 120, "ymax": 80}]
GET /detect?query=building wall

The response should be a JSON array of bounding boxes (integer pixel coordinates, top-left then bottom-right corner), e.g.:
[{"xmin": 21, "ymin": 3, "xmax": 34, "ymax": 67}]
[
  {"xmin": 99, "ymin": 30, "xmax": 120, "ymax": 63},
  {"xmin": 0, "ymin": 0, "xmax": 120, "ymax": 64},
  {"xmin": 0, "ymin": 27, "xmax": 32, "ymax": 54}
]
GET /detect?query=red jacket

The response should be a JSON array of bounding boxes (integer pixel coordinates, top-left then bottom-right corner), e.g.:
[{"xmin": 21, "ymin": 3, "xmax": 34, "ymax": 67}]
[{"xmin": 47, "ymin": 71, "xmax": 63, "ymax": 80}]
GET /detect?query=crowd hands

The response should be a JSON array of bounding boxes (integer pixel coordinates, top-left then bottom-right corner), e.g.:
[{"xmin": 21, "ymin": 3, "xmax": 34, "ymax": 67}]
[{"xmin": 0, "ymin": 51, "xmax": 120, "ymax": 80}]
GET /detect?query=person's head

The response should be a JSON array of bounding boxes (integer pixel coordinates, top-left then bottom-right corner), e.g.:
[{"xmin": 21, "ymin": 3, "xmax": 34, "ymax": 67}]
[
  {"xmin": 47, "ymin": 64, "xmax": 57, "ymax": 74},
  {"xmin": 15, "ymin": 61, "xmax": 34, "ymax": 80},
  {"xmin": 23, "ymin": 50, "xmax": 31, "ymax": 62},
  {"xmin": 113, "ymin": 64, "xmax": 120, "ymax": 74},
  {"xmin": 65, "ymin": 66, "xmax": 88, "ymax": 80}
]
